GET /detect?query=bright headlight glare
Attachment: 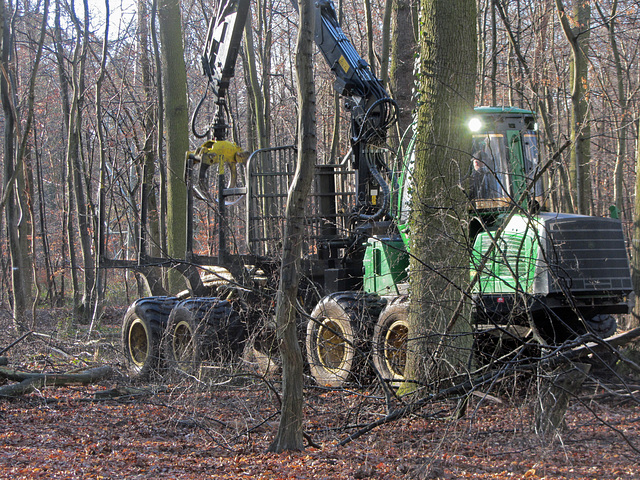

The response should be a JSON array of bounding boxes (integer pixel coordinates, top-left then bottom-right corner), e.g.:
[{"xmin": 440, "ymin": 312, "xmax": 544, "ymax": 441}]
[{"xmin": 468, "ymin": 117, "xmax": 482, "ymax": 132}]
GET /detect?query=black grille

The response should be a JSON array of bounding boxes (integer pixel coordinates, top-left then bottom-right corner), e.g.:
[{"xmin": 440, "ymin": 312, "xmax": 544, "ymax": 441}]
[{"xmin": 541, "ymin": 215, "xmax": 632, "ymax": 294}]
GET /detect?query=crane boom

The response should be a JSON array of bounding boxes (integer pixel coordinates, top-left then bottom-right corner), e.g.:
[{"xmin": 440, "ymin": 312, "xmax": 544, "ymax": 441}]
[{"xmin": 197, "ymin": 0, "xmax": 397, "ymax": 220}]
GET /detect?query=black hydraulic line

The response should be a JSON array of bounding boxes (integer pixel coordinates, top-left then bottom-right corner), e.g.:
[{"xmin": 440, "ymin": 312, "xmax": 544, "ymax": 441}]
[{"xmin": 191, "ymin": 81, "xmax": 210, "ymax": 139}]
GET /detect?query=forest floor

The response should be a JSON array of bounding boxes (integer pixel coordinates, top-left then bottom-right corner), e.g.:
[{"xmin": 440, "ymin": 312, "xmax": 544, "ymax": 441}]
[{"xmin": 0, "ymin": 307, "xmax": 639, "ymax": 479}]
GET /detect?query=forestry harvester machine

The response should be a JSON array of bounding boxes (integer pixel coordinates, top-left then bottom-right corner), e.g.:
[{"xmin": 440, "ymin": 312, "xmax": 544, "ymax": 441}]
[{"xmin": 102, "ymin": 0, "xmax": 632, "ymax": 386}]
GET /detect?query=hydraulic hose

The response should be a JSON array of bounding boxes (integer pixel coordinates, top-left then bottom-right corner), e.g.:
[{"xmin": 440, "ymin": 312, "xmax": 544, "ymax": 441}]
[{"xmin": 356, "ymin": 149, "xmax": 390, "ymax": 222}]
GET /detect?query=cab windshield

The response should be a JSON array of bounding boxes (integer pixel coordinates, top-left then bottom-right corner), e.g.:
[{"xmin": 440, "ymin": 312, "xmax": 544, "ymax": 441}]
[{"xmin": 470, "ymin": 134, "xmax": 509, "ymax": 201}]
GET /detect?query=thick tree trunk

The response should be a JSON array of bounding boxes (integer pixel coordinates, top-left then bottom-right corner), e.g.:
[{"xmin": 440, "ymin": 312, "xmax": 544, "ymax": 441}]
[
  {"xmin": 535, "ymin": 363, "xmax": 590, "ymax": 436},
  {"xmin": 158, "ymin": 0, "xmax": 190, "ymax": 293},
  {"xmin": 400, "ymin": 0, "xmax": 476, "ymax": 394},
  {"xmin": 268, "ymin": 0, "xmax": 316, "ymax": 453}
]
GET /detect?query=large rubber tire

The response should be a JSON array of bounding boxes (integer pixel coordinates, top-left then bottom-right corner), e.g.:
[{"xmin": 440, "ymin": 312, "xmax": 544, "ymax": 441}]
[
  {"xmin": 121, "ymin": 296, "xmax": 179, "ymax": 380},
  {"xmin": 585, "ymin": 314, "xmax": 617, "ymax": 339},
  {"xmin": 163, "ymin": 298, "xmax": 244, "ymax": 377},
  {"xmin": 372, "ymin": 299, "xmax": 409, "ymax": 386},
  {"xmin": 306, "ymin": 293, "xmax": 382, "ymax": 387}
]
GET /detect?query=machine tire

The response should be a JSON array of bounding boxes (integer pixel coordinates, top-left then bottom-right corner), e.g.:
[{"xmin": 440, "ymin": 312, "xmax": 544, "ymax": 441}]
[
  {"xmin": 121, "ymin": 296, "xmax": 179, "ymax": 380},
  {"xmin": 164, "ymin": 298, "xmax": 244, "ymax": 377},
  {"xmin": 372, "ymin": 299, "xmax": 409, "ymax": 386},
  {"xmin": 585, "ymin": 314, "xmax": 617, "ymax": 339},
  {"xmin": 306, "ymin": 293, "xmax": 379, "ymax": 387}
]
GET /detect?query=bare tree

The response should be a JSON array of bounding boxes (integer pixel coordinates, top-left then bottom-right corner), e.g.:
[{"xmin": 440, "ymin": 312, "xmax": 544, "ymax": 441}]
[
  {"xmin": 400, "ymin": 0, "xmax": 476, "ymax": 393},
  {"xmin": 1, "ymin": 0, "xmax": 49, "ymax": 330},
  {"xmin": 268, "ymin": 0, "xmax": 316, "ymax": 453},
  {"xmin": 556, "ymin": 0, "xmax": 592, "ymax": 215},
  {"xmin": 65, "ymin": 0, "xmax": 97, "ymax": 323}
]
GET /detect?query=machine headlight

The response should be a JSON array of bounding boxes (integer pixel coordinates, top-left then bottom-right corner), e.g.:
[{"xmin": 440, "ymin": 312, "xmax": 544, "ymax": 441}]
[{"xmin": 468, "ymin": 117, "xmax": 482, "ymax": 132}]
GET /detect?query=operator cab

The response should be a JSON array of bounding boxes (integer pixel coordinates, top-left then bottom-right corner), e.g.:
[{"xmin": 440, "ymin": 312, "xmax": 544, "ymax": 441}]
[{"xmin": 468, "ymin": 107, "xmax": 544, "ymax": 213}]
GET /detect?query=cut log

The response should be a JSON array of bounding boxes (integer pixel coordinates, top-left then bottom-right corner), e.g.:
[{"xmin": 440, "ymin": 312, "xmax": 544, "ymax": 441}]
[{"xmin": 0, "ymin": 366, "xmax": 113, "ymax": 398}]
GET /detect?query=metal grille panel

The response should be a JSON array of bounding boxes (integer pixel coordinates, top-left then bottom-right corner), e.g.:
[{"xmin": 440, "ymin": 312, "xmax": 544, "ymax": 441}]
[{"xmin": 245, "ymin": 147, "xmax": 356, "ymax": 258}]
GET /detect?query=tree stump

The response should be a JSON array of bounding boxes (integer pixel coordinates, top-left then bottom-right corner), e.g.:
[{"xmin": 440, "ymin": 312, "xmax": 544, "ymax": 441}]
[{"xmin": 534, "ymin": 362, "xmax": 590, "ymax": 436}]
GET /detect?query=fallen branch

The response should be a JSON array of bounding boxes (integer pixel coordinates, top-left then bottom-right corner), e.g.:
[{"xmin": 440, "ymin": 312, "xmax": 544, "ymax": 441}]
[
  {"xmin": 339, "ymin": 327, "xmax": 640, "ymax": 446},
  {"xmin": 568, "ymin": 327, "xmax": 640, "ymax": 358},
  {"xmin": 0, "ymin": 331, "xmax": 33, "ymax": 355},
  {"xmin": 0, "ymin": 365, "xmax": 113, "ymax": 398}
]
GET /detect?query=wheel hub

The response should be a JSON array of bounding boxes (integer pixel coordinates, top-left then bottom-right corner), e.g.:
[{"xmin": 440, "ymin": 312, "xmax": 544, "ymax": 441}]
[
  {"xmin": 128, "ymin": 319, "xmax": 150, "ymax": 368},
  {"xmin": 317, "ymin": 318, "xmax": 347, "ymax": 371},
  {"xmin": 384, "ymin": 320, "xmax": 408, "ymax": 377},
  {"xmin": 172, "ymin": 320, "xmax": 195, "ymax": 369}
]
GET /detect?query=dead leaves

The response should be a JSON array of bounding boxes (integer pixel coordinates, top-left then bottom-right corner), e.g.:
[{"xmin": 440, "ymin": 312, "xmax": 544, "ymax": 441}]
[{"xmin": 0, "ymin": 386, "xmax": 639, "ymax": 479}]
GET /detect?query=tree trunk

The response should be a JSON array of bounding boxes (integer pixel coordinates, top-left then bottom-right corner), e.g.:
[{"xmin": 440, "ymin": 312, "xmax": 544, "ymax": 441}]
[
  {"xmin": 0, "ymin": 0, "xmax": 45, "ymax": 331},
  {"xmin": 631, "ymin": 101, "xmax": 640, "ymax": 329},
  {"xmin": 390, "ymin": 0, "xmax": 418, "ymax": 157},
  {"xmin": 151, "ymin": 0, "xmax": 168, "ymax": 264},
  {"xmin": 363, "ymin": 0, "xmax": 376, "ymax": 76},
  {"xmin": 89, "ymin": 0, "xmax": 110, "ymax": 337},
  {"xmin": 268, "ymin": 0, "xmax": 316, "ymax": 453},
  {"xmin": 534, "ymin": 363, "xmax": 590, "ymax": 436},
  {"xmin": 596, "ymin": 0, "xmax": 626, "ymax": 220},
  {"xmin": 158, "ymin": 0, "xmax": 190, "ymax": 293},
  {"xmin": 65, "ymin": 0, "xmax": 96, "ymax": 323},
  {"xmin": 400, "ymin": 0, "xmax": 476, "ymax": 394},
  {"xmin": 556, "ymin": 0, "xmax": 592, "ymax": 215},
  {"xmin": 329, "ymin": 0, "xmax": 344, "ymax": 161},
  {"xmin": 138, "ymin": 0, "xmax": 165, "ymax": 295},
  {"xmin": 380, "ymin": 0, "xmax": 392, "ymax": 89},
  {"xmin": 244, "ymin": 16, "xmax": 268, "ymax": 150},
  {"xmin": 53, "ymin": 0, "xmax": 72, "ymax": 308}
]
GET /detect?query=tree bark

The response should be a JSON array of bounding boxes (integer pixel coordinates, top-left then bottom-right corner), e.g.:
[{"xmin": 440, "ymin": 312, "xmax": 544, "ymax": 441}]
[
  {"xmin": 595, "ymin": 0, "xmax": 626, "ymax": 220},
  {"xmin": 0, "ymin": 0, "xmax": 46, "ymax": 331},
  {"xmin": 535, "ymin": 363, "xmax": 591, "ymax": 436},
  {"xmin": 363, "ymin": 0, "xmax": 376, "ymax": 76},
  {"xmin": 632, "ymin": 100, "xmax": 640, "ymax": 328},
  {"xmin": 158, "ymin": 0, "xmax": 190, "ymax": 293},
  {"xmin": 268, "ymin": 0, "xmax": 316, "ymax": 453},
  {"xmin": 400, "ymin": 0, "xmax": 476, "ymax": 394},
  {"xmin": 329, "ymin": 0, "xmax": 344, "ymax": 161},
  {"xmin": 556, "ymin": 0, "xmax": 592, "ymax": 215},
  {"xmin": 53, "ymin": 0, "xmax": 72, "ymax": 308},
  {"xmin": 380, "ymin": 0, "xmax": 392, "ymax": 89},
  {"xmin": 66, "ymin": 0, "xmax": 95, "ymax": 323},
  {"xmin": 244, "ymin": 15, "xmax": 268, "ymax": 150},
  {"xmin": 89, "ymin": 0, "xmax": 110, "ymax": 336},
  {"xmin": 138, "ymin": 0, "xmax": 165, "ymax": 296},
  {"xmin": 389, "ymin": 0, "xmax": 418, "ymax": 156}
]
